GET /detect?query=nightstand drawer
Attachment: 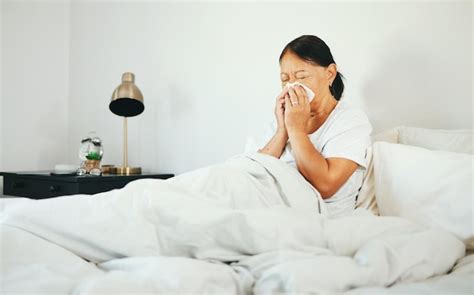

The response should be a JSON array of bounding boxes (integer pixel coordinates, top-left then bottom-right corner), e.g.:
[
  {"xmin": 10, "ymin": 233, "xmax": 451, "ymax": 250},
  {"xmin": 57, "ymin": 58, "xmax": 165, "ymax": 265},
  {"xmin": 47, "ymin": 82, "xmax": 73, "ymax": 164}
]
[
  {"xmin": 4, "ymin": 177, "xmax": 32, "ymax": 197},
  {"xmin": 1, "ymin": 171, "xmax": 174, "ymax": 199},
  {"xmin": 77, "ymin": 180, "xmax": 132, "ymax": 195},
  {"xmin": 32, "ymin": 180, "xmax": 78, "ymax": 199}
]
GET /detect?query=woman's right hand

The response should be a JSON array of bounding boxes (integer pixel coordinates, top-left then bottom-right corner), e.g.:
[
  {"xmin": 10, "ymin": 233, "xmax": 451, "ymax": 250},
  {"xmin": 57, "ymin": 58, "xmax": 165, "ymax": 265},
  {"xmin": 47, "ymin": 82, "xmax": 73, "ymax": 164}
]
[{"xmin": 274, "ymin": 87, "xmax": 289, "ymax": 135}]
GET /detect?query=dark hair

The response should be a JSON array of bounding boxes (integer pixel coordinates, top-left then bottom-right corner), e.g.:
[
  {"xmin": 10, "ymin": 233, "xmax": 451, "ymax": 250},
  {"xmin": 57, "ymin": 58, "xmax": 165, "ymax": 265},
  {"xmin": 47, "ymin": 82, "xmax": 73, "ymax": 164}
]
[{"xmin": 279, "ymin": 35, "xmax": 345, "ymax": 100}]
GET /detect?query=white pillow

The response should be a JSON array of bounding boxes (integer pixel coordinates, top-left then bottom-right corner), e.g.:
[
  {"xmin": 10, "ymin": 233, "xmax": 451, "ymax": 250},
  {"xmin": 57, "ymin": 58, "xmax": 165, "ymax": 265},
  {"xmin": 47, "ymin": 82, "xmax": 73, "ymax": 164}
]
[
  {"xmin": 355, "ymin": 146, "xmax": 379, "ymax": 215},
  {"xmin": 373, "ymin": 142, "xmax": 473, "ymax": 248},
  {"xmin": 399, "ymin": 127, "xmax": 473, "ymax": 154},
  {"xmin": 356, "ymin": 127, "xmax": 401, "ymax": 215},
  {"xmin": 357, "ymin": 126, "xmax": 473, "ymax": 215},
  {"xmin": 371, "ymin": 126, "xmax": 401, "ymax": 144}
]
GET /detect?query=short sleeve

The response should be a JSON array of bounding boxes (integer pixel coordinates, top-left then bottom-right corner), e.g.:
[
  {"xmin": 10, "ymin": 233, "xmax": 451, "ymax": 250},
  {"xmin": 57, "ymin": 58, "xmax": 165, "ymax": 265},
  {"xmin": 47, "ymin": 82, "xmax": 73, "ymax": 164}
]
[{"xmin": 321, "ymin": 111, "xmax": 372, "ymax": 168}]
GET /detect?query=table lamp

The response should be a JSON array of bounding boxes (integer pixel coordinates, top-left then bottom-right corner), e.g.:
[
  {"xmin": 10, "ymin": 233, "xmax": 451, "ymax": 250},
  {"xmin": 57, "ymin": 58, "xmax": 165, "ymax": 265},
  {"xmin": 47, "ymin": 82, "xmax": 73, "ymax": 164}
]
[{"xmin": 109, "ymin": 72, "xmax": 144, "ymax": 175}]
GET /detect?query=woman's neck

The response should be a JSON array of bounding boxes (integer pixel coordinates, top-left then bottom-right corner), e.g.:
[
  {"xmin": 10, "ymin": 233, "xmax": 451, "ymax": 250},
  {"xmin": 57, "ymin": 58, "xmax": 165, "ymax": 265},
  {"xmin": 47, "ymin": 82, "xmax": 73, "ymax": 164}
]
[
  {"xmin": 310, "ymin": 93, "xmax": 338, "ymax": 119},
  {"xmin": 306, "ymin": 93, "xmax": 338, "ymax": 134}
]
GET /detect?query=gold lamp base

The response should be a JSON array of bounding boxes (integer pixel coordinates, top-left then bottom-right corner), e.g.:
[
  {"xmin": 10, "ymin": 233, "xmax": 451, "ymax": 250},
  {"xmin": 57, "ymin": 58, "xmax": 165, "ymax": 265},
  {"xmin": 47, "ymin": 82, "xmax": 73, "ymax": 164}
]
[{"xmin": 110, "ymin": 166, "xmax": 142, "ymax": 175}]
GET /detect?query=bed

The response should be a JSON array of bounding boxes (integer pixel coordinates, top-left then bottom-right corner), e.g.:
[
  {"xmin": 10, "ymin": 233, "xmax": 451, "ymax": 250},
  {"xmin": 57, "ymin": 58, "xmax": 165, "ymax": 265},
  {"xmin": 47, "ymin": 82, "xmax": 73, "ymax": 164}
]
[{"xmin": 0, "ymin": 126, "xmax": 472, "ymax": 294}]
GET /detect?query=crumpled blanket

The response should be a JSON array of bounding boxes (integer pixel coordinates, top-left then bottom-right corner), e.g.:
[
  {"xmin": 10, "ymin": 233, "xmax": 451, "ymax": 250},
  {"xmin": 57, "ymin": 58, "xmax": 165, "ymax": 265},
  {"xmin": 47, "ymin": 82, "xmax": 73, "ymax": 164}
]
[{"xmin": 0, "ymin": 153, "xmax": 465, "ymax": 293}]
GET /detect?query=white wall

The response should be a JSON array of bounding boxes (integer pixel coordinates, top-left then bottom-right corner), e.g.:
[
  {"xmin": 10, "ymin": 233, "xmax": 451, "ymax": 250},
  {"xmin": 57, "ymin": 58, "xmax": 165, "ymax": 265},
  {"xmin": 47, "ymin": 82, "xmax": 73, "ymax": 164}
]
[
  {"xmin": 0, "ymin": 0, "xmax": 3, "ymax": 196},
  {"xmin": 1, "ymin": 1, "xmax": 472, "ymax": 180},
  {"xmin": 1, "ymin": 0, "xmax": 70, "ymax": 172},
  {"xmin": 67, "ymin": 1, "xmax": 472, "ymax": 175}
]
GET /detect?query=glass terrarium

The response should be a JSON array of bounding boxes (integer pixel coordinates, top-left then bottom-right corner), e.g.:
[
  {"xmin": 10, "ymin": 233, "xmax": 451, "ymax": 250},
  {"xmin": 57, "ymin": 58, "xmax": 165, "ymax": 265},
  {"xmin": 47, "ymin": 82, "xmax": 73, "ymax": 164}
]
[{"xmin": 77, "ymin": 131, "xmax": 104, "ymax": 175}]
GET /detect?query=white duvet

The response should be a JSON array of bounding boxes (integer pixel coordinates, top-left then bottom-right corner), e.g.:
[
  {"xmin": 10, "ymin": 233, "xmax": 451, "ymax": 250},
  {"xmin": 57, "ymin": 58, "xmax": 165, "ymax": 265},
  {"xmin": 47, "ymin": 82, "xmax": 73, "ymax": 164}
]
[{"xmin": 0, "ymin": 153, "xmax": 467, "ymax": 294}]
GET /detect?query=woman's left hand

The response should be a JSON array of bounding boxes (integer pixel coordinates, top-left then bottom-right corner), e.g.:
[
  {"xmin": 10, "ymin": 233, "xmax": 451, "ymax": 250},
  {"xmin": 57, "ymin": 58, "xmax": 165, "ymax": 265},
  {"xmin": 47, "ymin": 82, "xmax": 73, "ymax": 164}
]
[{"xmin": 284, "ymin": 85, "xmax": 311, "ymax": 134}]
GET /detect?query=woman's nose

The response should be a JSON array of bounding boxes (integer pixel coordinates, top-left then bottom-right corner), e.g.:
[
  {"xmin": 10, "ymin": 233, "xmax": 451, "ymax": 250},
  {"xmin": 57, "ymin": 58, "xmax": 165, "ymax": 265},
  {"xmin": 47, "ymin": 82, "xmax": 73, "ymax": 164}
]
[{"xmin": 288, "ymin": 77, "xmax": 297, "ymax": 84}]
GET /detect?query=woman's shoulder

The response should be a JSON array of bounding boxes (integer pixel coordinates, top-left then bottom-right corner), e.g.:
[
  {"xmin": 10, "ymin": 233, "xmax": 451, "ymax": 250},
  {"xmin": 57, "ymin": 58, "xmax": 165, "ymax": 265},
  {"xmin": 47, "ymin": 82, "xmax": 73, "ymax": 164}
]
[
  {"xmin": 312, "ymin": 100, "xmax": 372, "ymax": 144},
  {"xmin": 330, "ymin": 100, "xmax": 372, "ymax": 129},
  {"xmin": 335, "ymin": 100, "xmax": 370, "ymax": 121}
]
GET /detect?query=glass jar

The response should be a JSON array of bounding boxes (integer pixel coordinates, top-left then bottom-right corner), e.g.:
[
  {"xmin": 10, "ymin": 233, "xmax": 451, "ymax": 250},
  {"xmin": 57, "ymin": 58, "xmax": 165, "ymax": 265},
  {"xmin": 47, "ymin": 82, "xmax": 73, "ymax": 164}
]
[{"xmin": 78, "ymin": 131, "xmax": 103, "ymax": 175}]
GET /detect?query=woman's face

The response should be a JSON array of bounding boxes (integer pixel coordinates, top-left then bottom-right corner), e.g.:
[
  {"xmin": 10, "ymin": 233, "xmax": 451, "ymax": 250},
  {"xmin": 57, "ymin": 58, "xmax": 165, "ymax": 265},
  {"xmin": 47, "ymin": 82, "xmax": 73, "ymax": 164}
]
[{"xmin": 279, "ymin": 50, "xmax": 335, "ymax": 105}]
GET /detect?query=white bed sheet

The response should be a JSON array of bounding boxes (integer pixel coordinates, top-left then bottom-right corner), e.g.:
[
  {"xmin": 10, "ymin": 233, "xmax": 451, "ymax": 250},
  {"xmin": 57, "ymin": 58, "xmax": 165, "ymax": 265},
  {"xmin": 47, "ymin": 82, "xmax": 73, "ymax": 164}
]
[
  {"xmin": 2, "ymin": 224, "xmax": 472, "ymax": 294},
  {"xmin": 1, "ymin": 224, "xmax": 250, "ymax": 294},
  {"xmin": 1, "ymin": 224, "xmax": 103, "ymax": 293},
  {"xmin": 345, "ymin": 253, "xmax": 474, "ymax": 294},
  {"xmin": 0, "ymin": 153, "xmax": 470, "ymax": 294}
]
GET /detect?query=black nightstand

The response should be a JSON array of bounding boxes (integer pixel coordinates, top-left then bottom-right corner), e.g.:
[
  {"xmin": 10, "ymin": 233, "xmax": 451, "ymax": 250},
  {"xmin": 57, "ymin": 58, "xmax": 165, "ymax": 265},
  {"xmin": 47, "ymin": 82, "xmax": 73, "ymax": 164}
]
[{"xmin": 0, "ymin": 171, "xmax": 174, "ymax": 199}]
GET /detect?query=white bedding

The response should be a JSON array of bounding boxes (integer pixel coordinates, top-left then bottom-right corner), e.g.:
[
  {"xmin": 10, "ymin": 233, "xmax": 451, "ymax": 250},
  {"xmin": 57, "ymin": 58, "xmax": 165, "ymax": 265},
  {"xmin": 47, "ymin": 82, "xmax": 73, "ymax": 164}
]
[
  {"xmin": 0, "ymin": 153, "xmax": 469, "ymax": 294},
  {"xmin": 346, "ymin": 253, "xmax": 474, "ymax": 294}
]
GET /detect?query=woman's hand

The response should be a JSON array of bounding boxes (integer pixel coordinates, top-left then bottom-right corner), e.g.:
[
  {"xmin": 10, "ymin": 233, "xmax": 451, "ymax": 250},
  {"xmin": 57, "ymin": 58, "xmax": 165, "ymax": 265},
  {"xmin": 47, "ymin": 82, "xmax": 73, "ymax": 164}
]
[
  {"xmin": 284, "ymin": 86, "xmax": 311, "ymax": 134},
  {"xmin": 274, "ymin": 87, "xmax": 289, "ymax": 135}
]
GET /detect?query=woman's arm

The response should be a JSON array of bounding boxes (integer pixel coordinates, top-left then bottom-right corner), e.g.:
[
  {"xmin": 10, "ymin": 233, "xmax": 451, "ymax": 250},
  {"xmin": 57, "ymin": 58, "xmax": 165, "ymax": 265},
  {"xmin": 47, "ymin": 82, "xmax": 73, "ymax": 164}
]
[
  {"xmin": 284, "ymin": 85, "xmax": 358, "ymax": 199},
  {"xmin": 258, "ymin": 87, "xmax": 291, "ymax": 158},
  {"xmin": 258, "ymin": 130, "xmax": 288, "ymax": 158},
  {"xmin": 288, "ymin": 129, "xmax": 358, "ymax": 199}
]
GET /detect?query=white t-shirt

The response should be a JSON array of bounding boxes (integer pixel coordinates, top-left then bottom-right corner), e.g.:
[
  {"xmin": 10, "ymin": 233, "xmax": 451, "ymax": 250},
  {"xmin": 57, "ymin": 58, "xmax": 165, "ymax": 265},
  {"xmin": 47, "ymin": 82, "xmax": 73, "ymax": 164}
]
[{"xmin": 259, "ymin": 99, "xmax": 373, "ymax": 217}]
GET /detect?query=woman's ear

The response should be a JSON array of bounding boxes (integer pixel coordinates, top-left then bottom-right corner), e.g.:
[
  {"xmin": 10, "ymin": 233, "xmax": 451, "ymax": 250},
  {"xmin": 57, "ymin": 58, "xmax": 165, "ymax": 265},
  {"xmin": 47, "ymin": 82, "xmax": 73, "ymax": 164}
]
[{"xmin": 326, "ymin": 63, "xmax": 337, "ymax": 85}]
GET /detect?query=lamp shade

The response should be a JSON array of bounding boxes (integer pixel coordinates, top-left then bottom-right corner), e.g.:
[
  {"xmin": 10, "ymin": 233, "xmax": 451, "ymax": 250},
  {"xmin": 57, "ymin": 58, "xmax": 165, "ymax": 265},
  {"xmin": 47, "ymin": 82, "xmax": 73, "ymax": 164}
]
[{"xmin": 109, "ymin": 72, "xmax": 144, "ymax": 117}]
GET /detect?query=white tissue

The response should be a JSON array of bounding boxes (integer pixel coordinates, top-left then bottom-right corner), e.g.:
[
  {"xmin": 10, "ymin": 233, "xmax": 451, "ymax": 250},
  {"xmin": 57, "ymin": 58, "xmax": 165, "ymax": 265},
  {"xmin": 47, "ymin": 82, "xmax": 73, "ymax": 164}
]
[{"xmin": 285, "ymin": 82, "xmax": 315, "ymax": 102}]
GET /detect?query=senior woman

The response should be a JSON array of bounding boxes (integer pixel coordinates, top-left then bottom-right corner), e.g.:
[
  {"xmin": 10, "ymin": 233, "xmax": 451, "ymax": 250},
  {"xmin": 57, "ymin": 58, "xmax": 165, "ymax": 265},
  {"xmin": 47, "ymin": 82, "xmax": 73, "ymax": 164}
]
[{"xmin": 259, "ymin": 35, "xmax": 372, "ymax": 217}]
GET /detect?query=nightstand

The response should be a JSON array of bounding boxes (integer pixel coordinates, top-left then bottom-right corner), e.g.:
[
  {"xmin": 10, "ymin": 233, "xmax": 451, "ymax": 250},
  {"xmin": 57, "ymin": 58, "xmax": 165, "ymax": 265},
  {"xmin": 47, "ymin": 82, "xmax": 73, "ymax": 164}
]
[{"xmin": 0, "ymin": 171, "xmax": 174, "ymax": 199}]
